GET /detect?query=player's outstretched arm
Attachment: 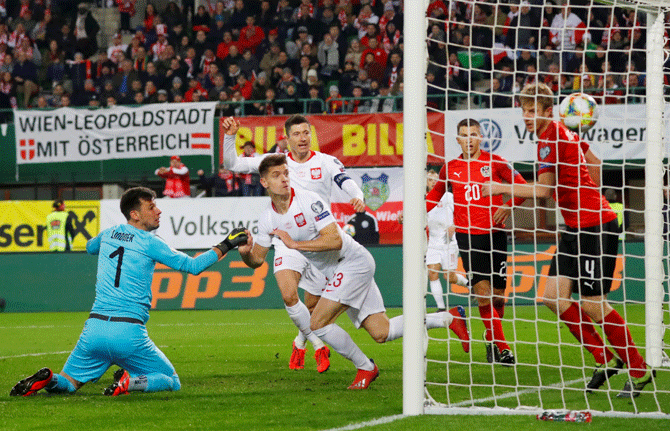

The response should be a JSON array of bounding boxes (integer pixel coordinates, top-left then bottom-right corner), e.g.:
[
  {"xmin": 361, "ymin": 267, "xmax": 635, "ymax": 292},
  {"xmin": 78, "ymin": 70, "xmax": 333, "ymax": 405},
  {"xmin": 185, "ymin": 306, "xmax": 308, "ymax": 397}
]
[
  {"xmin": 220, "ymin": 116, "xmax": 264, "ymax": 174},
  {"xmin": 483, "ymin": 173, "xmax": 555, "ymax": 200},
  {"xmin": 239, "ymin": 232, "xmax": 270, "ymax": 269},
  {"xmin": 272, "ymin": 222, "xmax": 342, "ymax": 252},
  {"xmin": 86, "ymin": 233, "xmax": 102, "ymax": 255},
  {"xmin": 213, "ymin": 228, "xmax": 249, "ymax": 259}
]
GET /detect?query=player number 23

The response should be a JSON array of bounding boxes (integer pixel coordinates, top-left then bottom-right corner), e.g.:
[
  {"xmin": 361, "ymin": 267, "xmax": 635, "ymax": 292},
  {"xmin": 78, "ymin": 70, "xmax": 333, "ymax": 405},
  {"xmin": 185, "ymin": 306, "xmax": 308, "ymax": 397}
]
[
  {"xmin": 464, "ymin": 184, "xmax": 481, "ymax": 202},
  {"xmin": 327, "ymin": 273, "xmax": 344, "ymax": 288}
]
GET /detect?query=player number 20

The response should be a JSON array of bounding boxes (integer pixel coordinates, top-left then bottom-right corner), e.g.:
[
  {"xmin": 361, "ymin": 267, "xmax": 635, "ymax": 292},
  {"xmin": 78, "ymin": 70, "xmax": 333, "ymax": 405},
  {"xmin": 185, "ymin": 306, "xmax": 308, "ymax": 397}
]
[{"xmin": 464, "ymin": 184, "xmax": 481, "ymax": 202}]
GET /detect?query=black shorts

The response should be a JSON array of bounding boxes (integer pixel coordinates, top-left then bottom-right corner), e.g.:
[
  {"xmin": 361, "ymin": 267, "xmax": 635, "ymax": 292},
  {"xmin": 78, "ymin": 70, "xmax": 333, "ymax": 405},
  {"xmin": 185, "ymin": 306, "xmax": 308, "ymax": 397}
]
[
  {"xmin": 455, "ymin": 230, "xmax": 508, "ymax": 291},
  {"xmin": 549, "ymin": 218, "xmax": 620, "ymax": 297}
]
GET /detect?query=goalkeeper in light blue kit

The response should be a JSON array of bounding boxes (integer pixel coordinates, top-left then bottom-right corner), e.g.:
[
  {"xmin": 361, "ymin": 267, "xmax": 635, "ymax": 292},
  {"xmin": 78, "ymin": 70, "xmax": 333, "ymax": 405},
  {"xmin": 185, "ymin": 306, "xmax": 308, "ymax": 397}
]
[{"xmin": 9, "ymin": 187, "xmax": 248, "ymax": 397}]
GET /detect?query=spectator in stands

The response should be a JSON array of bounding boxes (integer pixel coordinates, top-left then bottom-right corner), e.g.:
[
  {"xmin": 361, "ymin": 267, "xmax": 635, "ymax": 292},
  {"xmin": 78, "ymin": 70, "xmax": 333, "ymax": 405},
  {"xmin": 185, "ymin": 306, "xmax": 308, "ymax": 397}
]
[
  {"xmin": 354, "ymin": 5, "xmax": 379, "ymax": 39},
  {"xmin": 482, "ymin": 77, "xmax": 512, "ymax": 109},
  {"xmin": 360, "ymin": 37, "xmax": 386, "ymax": 70},
  {"xmin": 192, "ymin": 6, "xmax": 211, "ymax": 33},
  {"xmin": 384, "ymin": 51, "xmax": 402, "ymax": 88},
  {"xmin": 550, "ymin": 2, "xmax": 586, "ymax": 65},
  {"xmin": 74, "ymin": 4, "xmax": 99, "ymax": 59},
  {"xmin": 257, "ymin": 0, "xmax": 274, "ymax": 31},
  {"xmin": 238, "ymin": 16, "xmax": 265, "ymax": 54},
  {"xmin": 573, "ymin": 63, "xmax": 596, "ymax": 91},
  {"xmin": 370, "ymin": 84, "xmax": 394, "ymax": 112},
  {"xmin": 317, "ymin": 32, "xmax": 339, "ymax": 80},
  {"xmin": 326, "ymin": 84, "xmax": 345, "ymax": 113},
  {"xmin": 259, "ymin": 42, "xmax": 280, "ymax": 77},
  {"xmin": 306, "ymin": 85, "xmax": 324, "ymax": 113},
  {"xmin": 625, "ymin": 73, "xmax": 645, "ymax": 104},
  {"xmin": 0, "ymin": 52, "xmax": 13, "ymax": 75},
  {"xmin": 346, "ymin": 85, "xmax": 370, "ymax": 113},
  {"xmin": 363, "ymin": 52, "xmax": 384, "ymax": 84},
  {"xmin": 228, "ymin": 0, "xmax": 249, "ymax": 37},
  {"xmin": 538, "ymin": 46, "xmax": 557, "ymax": 74},
  {"xmin": 344, "ymin": 38, "xmax": 363, "ymax": 71},
  {"xmin": 0, "ymin": 71, "xmax": 17, "ymax": 110},
  {"xmin": 268, "ymin": 133, "xmax": 288, "ymax": 153},
  {"xmin": 238, "ymin": 48, "xmax": 259, "ymax": 78},
  {"xmin": 360, "ymin": 23, "xmax": 380, "ymax": 49},
  {"xmin": 279, "ymin": 81, "xmax": 301, "ymax": 114},
  {"xmin": 60, "ymin": 93, "xmax": 71, "ymax": 107},
  {"xmin": 184, "ymin": 77, "xmax": 208, "ymax": 102},
  {"xmin": 72, "ymin": 79, "xmax": 99, "ymax": 106},
  {"xmin": 117, "ymin": 0, "xmax": 136, "ymax": 34},
  {"xmin": 13, "ymin": 50, "xmax": 38, "ymax": 107},
  {"xmin": 143, "ymin": 3, "xmax": 158, "ymax": 33},
  {"xmin": 239, "ymin": 141, "xmax": 263, "ymax": 196},
  {"xmin": 156, "ymin": 156, "xmax": 191, "ymax": 198},
  {"xmin": 198, "ymin": 165, "xmax": 240, "ymax": 197}
]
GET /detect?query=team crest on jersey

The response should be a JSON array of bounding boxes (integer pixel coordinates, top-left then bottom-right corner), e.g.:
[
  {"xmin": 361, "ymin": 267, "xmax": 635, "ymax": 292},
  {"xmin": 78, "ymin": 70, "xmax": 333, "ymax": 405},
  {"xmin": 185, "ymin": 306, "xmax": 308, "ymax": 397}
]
[
  {"xmin": 334, "ymin": 158, "xmax": 346, "ymax": 173},
  {"xmin": 480, "ymin": 166, "xmax": 491, "ymax": 178},
  {"xmin": 361, "ymin": 173, "xmax": 390, "ymax": 211},
  {"xmin": 275, "ymin": 257, "xmax": 282, "ymax": 266},
  {"xmin": 294, "ymin": 213, "xmax": 306, "ymax": 227},
  {"xmin": 311, "ymin": 167, "xmax": 322, "ymax": 179},
  {"xmin": 540, "ymin": 146, "xmax": 551, "ymax": 160},
  {"xmin": 311, "ymin": 201, "xmax": 324, "ymax": 213}
]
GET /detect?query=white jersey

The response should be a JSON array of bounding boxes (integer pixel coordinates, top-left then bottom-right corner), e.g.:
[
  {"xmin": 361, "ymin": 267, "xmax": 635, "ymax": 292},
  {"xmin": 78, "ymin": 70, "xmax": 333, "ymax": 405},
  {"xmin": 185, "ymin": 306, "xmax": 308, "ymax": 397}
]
[
  {"xmin": 255, "ymin": 188, "xmax": 361, "ymax": 280},
  {"xmin": 223, "ymin": 134, "xmax": 363, "ymax": 206},
  {"xmin": 427, "ymin": 191, "xmax": 457, "ymax": 249}
]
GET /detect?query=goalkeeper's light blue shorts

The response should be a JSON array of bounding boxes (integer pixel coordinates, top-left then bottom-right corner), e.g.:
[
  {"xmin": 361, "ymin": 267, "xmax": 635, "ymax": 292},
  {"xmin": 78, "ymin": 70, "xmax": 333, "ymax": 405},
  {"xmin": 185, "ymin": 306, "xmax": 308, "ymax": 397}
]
[{"xmin": 62, "ymin": 317, "xmax": 176, "ymax": 383}]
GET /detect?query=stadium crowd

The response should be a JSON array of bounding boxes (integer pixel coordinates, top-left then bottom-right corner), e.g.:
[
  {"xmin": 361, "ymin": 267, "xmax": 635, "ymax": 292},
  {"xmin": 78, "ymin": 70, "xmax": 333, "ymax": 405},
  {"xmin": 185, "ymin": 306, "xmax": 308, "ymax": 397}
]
[{"xmin": 0, "ymin": 0, "xmax": 661, "ymax": 113}]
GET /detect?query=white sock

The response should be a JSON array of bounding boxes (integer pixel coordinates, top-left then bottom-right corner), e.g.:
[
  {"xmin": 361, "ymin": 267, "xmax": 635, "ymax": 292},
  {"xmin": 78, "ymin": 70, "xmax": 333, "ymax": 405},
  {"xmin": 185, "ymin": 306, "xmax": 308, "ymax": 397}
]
[
  {"xmin": 427, "ymin": 311, "xmax": 451, "ymax": 330},
  {"xmin": 285, "ymin": 301, "xmax": 324, "ymax": 350},
  {"xmin": 313, "ymin": 324, "xmax": 373, "ymax": 370},
  {"xmin": 385, "ymin": 315, "xmax": 404, "ymax": 342},
  {"xmin": 429, "ymin": 279, "xmax": 446, "ymax": 309},
  {"xmin": 455, "ymin": 274, "xmax": 468, "ymax": 287}
]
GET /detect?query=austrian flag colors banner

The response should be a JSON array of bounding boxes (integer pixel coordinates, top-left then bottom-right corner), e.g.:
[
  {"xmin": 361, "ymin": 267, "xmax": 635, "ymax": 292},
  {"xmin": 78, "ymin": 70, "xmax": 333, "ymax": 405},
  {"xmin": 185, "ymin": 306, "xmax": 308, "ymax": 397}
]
[{"xmin": 15, "ymin": 102, "xmax": 217, "ymax": 164}]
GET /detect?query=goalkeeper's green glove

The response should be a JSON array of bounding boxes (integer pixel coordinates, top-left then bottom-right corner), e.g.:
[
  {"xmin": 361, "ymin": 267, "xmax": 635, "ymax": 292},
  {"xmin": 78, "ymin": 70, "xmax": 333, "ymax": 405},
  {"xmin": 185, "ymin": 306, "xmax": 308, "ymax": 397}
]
[{"xmin": 214, "ymin": 228, "xmax": 248, "ymax": 255}]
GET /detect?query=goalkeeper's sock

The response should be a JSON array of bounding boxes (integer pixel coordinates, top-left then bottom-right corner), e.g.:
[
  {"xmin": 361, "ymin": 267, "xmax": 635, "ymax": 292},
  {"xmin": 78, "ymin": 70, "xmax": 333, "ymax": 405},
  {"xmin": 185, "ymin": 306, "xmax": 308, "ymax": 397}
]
[
  {"xmin": 602, "ymin": 309, "xmax": 647, "ymax": 378},
  {"xmin": 143, "ymin": 373, "xmax": 181, "ymax": 392},
  {"xmin": 429, "ymin": 279, "xmax": 446, "ymax": 310},
  {"xmin": 45, "ymin": 373, "xmax": 76, "ymax": 393},
  {"xmin": 385, "ymin": 315, "xmax": 403, "ymax": 342},
  {"xmin": 285, "ymin": 301, "xmax": 323, "ymax": 350},
  {"xmin": 560, "ymin": 302, "xmax": 612, "ymax": 365},
  {"xmin": 313, "ymin": 324, "xmax": 373, "ymax": 371},
  {"xmin": 479, "ymin": 304, "xmax": 509, "ymax": 352}
]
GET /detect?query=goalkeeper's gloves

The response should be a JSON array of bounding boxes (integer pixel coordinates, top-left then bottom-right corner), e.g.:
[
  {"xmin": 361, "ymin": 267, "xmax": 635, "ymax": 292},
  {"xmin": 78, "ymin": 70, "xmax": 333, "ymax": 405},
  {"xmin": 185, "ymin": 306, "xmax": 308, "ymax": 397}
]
[{"xmin": 214, "ymin": 228, "xmax": 248, "ymax": 255}]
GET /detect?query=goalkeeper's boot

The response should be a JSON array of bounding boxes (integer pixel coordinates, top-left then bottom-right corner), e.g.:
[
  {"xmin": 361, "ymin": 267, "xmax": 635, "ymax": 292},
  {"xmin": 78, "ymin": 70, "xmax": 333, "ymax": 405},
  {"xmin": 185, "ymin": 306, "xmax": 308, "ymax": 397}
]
[
  {"xmin": 315, "ymin": 346, "xmax": 331, "ymax": 373},
  {"xmin": 9, "ymin": 367, "xmax": 53, "ymax": 396},
  {"xmin": 498, "ymin": 349, "xmax": 515, "ymax": 367},
  {"xmin": 617, "ymin": 369, "xmax": 655, "ymax": 398},
  {"xmin": 103, "ymin": 368, "xmax": 130, "ymax": 396},
  {"xmin": 447, "ymin": 306, "xmax": 470, "ymax": 353},
  {"xmin": 483, "ymin": 330, "xmax": 500, "ymax": 363},
  {"xmin": 348, "ymin": 359, "xmax": 379, "ymax": 390},
  {"xmin": 586, "ymin": 357, "xmax": 624, "ymax": 393},
  {"xmin": 289, "ymin": 342, "xmax": 306, "ymax": 370}
]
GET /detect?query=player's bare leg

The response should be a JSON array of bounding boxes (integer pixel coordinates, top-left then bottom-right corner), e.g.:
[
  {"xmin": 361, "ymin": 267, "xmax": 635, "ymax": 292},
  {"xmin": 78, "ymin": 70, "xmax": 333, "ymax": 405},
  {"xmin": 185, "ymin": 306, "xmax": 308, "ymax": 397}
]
[
  {"xmin": 310, "ymin": 298, "xmax": 377, "ymax": 388},
  {"xmin": 276, "ymin": 269, "xmax": 325, "ymax": 370},
  {"xmin": 543, "ymin": 276, "xmax": 623, "ymax": 391},
  {"xmin": 475, "ymin": 280, "xmax": 513, "ymax": 365}
]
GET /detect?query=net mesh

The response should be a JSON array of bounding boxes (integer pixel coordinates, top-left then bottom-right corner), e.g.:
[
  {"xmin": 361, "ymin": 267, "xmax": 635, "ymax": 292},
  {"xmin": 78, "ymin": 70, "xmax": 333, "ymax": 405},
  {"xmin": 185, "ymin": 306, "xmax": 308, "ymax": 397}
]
[{"xmin": 421, "ymin": 0, "xmax": 670, "ymax": 417}]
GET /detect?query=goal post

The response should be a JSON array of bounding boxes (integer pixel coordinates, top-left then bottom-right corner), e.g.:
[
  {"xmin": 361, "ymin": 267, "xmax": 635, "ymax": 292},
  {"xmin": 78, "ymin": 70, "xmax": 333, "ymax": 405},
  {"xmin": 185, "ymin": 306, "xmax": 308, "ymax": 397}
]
[{"xmin": 403, "ymin": 0, "xmax": 670, "ymax": 418}]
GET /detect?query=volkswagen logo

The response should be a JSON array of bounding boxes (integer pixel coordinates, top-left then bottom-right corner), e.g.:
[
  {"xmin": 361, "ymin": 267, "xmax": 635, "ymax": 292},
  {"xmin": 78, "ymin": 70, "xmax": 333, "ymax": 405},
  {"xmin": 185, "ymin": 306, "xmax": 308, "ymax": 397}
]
[{"xmin": 478, "ymin": 119, "xmax": 502, "ymax": 152}]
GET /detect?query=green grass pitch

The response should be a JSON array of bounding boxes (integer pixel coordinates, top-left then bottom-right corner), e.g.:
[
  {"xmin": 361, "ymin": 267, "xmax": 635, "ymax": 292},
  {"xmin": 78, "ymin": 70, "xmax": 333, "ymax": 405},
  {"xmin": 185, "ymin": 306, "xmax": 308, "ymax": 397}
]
[{"xmin": 1, "ymin": 307, "xmax": 669, "ymax": 430}]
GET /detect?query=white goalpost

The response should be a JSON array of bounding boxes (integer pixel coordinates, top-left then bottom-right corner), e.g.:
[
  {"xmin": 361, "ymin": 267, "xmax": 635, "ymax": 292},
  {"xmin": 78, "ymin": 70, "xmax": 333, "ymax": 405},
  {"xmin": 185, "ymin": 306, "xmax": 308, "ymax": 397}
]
[{"xmin": 403, "ymin": 0, "xmax": 670, "ymax": 419}]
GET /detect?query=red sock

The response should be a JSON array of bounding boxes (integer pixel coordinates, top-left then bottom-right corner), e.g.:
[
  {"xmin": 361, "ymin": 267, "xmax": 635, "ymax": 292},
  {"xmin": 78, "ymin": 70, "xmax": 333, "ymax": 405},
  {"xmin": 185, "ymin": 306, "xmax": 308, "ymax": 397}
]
[
  {"xmin": 494, "ymin": 303, "xmax": 505, "ymax": 319},
  {"xmin": 479, "ymin": 304, "xmax": 509, "ymax": 351},
  {"xmin": 559, "ymin": 303, "xmax": 613, "ymax": 365},
  {"xmin": 602, "ymin": 310, "xmax": 647, "ymax": 378}
]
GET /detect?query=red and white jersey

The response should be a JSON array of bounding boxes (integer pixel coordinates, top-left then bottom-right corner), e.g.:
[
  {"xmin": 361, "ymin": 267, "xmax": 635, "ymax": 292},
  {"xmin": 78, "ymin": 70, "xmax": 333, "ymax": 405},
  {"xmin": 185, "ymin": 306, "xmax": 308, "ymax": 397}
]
[
  {"xmin": 255, "ymin": 188, "xmax": 361, "ymax": 280},
  {"xmin": 223, "ymin": 135, "xmax": 361, "ymax": 206},
  {"xmin": 426, "ymin": 151, "xmax": 526, "ymax": 235},
  {"xmin": 537, "ymin": 121, "xmax": 616, "ymax": 229},
  {"xmin": 427, "ymin": 191, "xmax": 457, "ymax": 248},
  {"xmin": 107, "ymin": 43, "xmax": 128, "ymax": 62},
  {"xmin": 550, "ymin": 12, "xmax": 586, "ymax": 51}
]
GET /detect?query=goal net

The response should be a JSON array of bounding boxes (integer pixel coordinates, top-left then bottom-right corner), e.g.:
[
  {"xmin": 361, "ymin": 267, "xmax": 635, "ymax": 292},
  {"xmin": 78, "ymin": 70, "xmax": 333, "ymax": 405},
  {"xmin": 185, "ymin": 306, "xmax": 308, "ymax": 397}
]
[{"xmin": 403, "ymin": 0, "xmax": 670, "ymax": 419}]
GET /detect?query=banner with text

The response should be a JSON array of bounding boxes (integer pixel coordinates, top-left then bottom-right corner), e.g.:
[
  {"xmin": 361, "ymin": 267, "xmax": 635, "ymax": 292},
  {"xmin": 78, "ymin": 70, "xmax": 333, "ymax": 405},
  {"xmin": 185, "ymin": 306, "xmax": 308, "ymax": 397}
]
[
  {"xmin": 220, "ymin": 112, "xmax": 446, "ymax": 167},
  {"xmin": 0, "ymin": 200, "xmax": 100, "ymax": 252},
  {"xmin": 100, "ymin": 197, "xmax": 271, "ymax": 249},
  {"xmin": 331, "ymin": 167, "xmax": 403, "ymax": 244},
  {"xmin": 444, "ymin": 104, "xmax": 670, "ymax": 163},
  {"xmin": 16, "ymin": 102, "xmax": 217, "ymax": 164}
]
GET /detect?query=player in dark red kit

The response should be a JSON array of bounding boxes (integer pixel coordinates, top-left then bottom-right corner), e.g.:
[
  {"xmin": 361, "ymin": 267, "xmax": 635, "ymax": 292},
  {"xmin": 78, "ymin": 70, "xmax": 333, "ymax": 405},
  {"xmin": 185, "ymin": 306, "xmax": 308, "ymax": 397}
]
[
  {"xmin": 483, "ymin": 82, "xmax": 653, "ymax": 398},
  {"xmin": 426, "ymin": 118, "xmax": 527, "ymax": 365}
]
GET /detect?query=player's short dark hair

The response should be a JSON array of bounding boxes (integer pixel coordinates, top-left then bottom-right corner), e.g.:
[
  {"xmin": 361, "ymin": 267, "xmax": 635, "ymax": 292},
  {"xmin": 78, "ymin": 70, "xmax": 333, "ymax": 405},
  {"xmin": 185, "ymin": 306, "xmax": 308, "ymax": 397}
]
[
  {"xmin": 120, "ymin": 187, "xmax": 156, "ymax": 220},
  {"xmin": 52, "ymin": 199, "xmax": 63, "ymax": 209},
  {"xmin": 284, "ymin": 114, "xmax": 310, "ymax": 135},
  {"xmin": 456, "ymin": 118, "xmax": 481, "ymax": 134},
  {"xmin": 259, "ymin": 154, "xmax": 287, "ymax": 177}
]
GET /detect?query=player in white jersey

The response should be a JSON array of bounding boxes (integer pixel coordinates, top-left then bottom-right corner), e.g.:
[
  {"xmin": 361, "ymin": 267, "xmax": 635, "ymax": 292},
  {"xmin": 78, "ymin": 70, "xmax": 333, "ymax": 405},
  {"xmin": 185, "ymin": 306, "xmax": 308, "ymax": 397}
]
[
  {"xmin": 425, "ymin": 170, "xmax": 469, "ymax": 312},
  {"xmin": 221, "ymin": 115, "xmax": 365, "ymax": 373},
  {"xmin": 237, "ymin": 154, "xmax": 471, "ymax": 389}
]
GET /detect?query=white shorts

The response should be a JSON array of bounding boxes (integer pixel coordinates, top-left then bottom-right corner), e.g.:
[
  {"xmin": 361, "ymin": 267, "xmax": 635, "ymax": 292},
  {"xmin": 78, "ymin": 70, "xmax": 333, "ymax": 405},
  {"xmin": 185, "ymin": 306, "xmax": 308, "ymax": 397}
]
[
  {"xmin": 320, "ymin": 247, "xmax": 386, "ymax": 329},
  {"xmin": 272, "ymin": 244, "xmax": 326, "ymax": 296},
  {"xmin": 425, "ymin": 242, "xmax": 459, "ymax": 270}
]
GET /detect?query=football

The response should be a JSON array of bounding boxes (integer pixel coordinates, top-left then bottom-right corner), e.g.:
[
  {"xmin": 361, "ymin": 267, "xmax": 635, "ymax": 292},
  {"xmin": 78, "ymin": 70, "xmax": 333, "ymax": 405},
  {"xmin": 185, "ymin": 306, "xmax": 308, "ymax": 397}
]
[
  {"xmin": 558, "ymin": 92, "xmax": 599, "ymax": 132},
  {"xmin": 342, "ymin": 224, "xmax": 356, "ymax": 237}
]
